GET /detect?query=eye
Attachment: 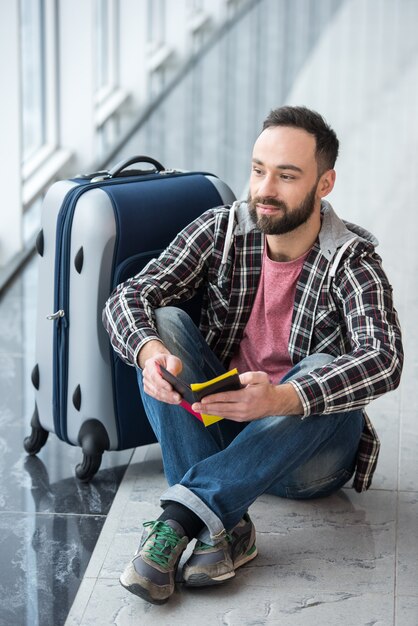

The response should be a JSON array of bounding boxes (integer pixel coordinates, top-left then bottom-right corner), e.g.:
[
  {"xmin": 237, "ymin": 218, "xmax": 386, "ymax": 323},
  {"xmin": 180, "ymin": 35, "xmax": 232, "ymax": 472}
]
[
  {"xmin": 280, "ymin": 174, "xmax": 295, "ymax": 181},
  {"xmin": 252, "ymin": 166, "xmax": 264, "ymax": 176}
]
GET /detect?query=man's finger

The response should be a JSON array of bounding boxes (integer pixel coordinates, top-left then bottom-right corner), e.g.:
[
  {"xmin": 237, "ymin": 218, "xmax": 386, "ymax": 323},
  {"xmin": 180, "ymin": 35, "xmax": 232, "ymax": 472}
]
[{"xmin": 239, "ymin": 371, "xmax": 269, "ymax": 385}]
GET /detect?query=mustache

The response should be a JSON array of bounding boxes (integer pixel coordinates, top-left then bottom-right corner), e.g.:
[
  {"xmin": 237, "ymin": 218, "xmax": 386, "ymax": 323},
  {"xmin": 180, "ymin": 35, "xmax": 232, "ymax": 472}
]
[{"xmin": 250, "ymin": 196, "xmax": 287, "ymax": 210}]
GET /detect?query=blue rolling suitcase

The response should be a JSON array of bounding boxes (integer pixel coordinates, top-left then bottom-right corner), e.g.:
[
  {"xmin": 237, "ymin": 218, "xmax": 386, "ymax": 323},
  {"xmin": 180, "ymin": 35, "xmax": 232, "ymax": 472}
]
[{"xmin": 24, "ymin": 156, "xmax": 236, "ymax": 481}]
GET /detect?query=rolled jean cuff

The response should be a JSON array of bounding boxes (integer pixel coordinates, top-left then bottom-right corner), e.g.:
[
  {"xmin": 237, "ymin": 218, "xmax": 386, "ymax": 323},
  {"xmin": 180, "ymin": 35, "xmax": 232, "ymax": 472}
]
[{"xmin": 160, "ymin": 484, "xmax": 226, "ymax": 545}]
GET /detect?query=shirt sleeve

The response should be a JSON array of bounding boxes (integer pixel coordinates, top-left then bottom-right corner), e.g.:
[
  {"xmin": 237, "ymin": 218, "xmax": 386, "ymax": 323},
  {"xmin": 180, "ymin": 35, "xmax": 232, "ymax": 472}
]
[
  {"xmin": 102, "ymin": 209, "xmax": 219, "ymax": 366},
  {"xmin": 289, "ymin": 242, "xmax": 404, "ymax": 416}
]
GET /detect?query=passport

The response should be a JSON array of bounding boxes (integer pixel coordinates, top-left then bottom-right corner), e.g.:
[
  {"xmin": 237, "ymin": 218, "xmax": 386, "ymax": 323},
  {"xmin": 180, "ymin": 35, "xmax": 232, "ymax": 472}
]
[{"xmin": 158, "ymin": 366, "xmax": 243, "ymax": 426}]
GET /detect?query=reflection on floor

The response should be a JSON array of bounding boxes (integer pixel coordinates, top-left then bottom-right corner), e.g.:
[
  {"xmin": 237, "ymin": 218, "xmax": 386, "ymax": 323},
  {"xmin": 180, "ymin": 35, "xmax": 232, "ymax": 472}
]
[{"xmin": 0, "ymin": 256, "xmax": 134, "ymax": 626}]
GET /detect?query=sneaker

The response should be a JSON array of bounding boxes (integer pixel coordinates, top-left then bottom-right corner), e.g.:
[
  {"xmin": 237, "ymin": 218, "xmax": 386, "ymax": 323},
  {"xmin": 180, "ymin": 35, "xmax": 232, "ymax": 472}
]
[
  {"xmin": 182, "ymin": 513, "xmax": 257, "ymax": 586},
  {"xmin": 119, "ymin": 519, "xmax": 189, "ymax": 604}
]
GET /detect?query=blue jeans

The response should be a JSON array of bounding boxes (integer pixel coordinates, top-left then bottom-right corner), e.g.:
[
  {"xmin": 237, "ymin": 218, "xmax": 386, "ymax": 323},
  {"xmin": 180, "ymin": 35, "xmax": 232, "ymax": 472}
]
[{"xmin": 136, "ymin": 307, "xmax": 364, "ymax": 544}]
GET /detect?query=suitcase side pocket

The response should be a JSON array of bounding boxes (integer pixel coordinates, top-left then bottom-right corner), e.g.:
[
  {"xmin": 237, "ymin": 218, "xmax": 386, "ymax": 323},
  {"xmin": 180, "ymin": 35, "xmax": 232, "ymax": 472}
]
[
  {"xmin": 111, "ymin": 251, "xmax": 204, "ymax": 450},
  {"xmin": 113, "ymin": 250, "xmax": 162, "ymax": 287}
]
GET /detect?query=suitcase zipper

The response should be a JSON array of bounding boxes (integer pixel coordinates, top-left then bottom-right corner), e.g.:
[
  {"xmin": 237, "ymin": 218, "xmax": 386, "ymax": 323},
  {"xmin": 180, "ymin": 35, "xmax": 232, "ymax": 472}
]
[
  {"xmin": 52, "ymin": 184, "xmax": 89, "ymax": 441},
  {"xmin": 47, "ymin": 309, "xmax": 65, "ymax": 320}
]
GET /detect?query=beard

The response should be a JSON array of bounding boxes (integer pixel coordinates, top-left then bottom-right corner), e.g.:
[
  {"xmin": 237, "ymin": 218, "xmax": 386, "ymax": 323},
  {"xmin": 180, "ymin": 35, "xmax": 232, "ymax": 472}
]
[{"xmin": 248, "ymin": 184, "xmax": 318, "ymax": 235}]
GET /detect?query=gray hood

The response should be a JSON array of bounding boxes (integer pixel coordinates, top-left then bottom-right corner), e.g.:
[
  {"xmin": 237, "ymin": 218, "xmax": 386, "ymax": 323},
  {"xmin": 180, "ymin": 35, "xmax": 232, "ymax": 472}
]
[
  {"xmin": 221, "ymin": 199, "xmax": 378, "ymax": 265},
  {"xmin": 319, "ymin": 200, "xmax": 378, "ymax": 261}
]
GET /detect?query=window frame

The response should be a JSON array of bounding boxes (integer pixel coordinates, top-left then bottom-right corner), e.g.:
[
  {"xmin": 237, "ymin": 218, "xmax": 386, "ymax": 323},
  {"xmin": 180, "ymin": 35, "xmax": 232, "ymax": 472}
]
[
  {"xmin": 20, "ymin": 0, "xmax": 72, "ymax": 210},
  {"xmin": 94, "ymin": 0, "xmax": 128, "ymax": 132}
]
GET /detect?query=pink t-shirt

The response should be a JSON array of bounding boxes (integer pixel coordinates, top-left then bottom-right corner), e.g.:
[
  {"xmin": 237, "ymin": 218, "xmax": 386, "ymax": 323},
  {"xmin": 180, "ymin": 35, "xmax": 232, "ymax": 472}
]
[{"xmin": 230, "ymin": 245, "xmax": 309, "ymax": 384}]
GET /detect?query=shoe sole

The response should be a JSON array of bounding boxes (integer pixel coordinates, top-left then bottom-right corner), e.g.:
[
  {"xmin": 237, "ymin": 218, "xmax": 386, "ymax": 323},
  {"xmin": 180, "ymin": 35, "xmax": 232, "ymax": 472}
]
[
  {"xmin": 119, "ymin": 577, "xmax": 169, "ymax": 605},
  {"xmin": 184, "ymin": 544, "xmax": 258, "ymax": 587}
]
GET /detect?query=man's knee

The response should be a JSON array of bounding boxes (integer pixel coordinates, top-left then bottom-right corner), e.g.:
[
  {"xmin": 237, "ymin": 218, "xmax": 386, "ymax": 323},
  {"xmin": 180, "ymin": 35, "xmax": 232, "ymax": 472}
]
[
  {"xmin": 153, "ymin": 307, "xmax": 215, "ymax": 377},
  {"xmin": 282, "ymin": 352, "xmax": 334, "ymax": 383},
  {"xmin": 154, "ymin": 307, "xmax": 195, "ymax": 352},
  {"xmin": 270, "ymin": 463, "xmax": 354, "ymax": 500},
  {"xmin": 155, "ymin": 306, "xmax": 191, "ymax": 331},
  {"xmin": 267, "ymin": 409, "xmax": 363, "ymax": 500}
]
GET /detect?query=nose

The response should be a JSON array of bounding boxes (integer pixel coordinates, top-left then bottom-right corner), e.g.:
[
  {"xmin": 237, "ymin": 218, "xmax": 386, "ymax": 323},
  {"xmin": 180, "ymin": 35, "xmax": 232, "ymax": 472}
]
[{"xmin": 256, "ymin": 173, "xmax": 277, "ymax": 199}]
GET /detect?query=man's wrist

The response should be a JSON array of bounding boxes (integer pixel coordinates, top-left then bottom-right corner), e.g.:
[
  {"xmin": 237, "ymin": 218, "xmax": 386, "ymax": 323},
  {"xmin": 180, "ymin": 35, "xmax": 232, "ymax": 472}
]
[
  {"xmin": 272, "ymin": 382, "xmax": 304, "ymax": 416},
  {"xmin": 137, "ymin": 339, "xmax": 170, "ymax": 369}
]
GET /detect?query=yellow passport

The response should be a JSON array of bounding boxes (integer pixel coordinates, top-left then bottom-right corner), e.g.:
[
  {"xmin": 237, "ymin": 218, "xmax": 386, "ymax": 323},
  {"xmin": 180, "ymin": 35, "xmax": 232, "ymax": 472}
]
[
  {"xmin": 190, "ymin": 369, "xmax": 242, "ymax": 426},
  {"xmin": 159, "ymin": 366, "xmax": 243, "ymax": 427}
]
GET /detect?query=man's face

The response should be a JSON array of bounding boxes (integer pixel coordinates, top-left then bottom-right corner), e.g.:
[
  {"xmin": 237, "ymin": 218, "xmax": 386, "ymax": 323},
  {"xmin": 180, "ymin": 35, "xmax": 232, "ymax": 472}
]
[
  {"xmin": 248, "ymin": 126, "xmax": 322, "ymax": 235},
  {"xmin": 248, "ymin": 183, "xmax": 317, "ymax": 235}
]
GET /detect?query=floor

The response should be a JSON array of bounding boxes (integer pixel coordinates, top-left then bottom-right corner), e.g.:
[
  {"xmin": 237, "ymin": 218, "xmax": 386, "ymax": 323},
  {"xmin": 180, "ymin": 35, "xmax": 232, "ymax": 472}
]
[{"xmin": 0, "ymin": 257, "xmax": 134, "ymax": 626}]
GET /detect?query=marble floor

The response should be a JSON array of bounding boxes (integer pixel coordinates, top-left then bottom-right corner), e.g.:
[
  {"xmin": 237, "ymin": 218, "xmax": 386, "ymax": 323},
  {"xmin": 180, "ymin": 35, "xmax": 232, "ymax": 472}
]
[{"xmin": 0, "ymin": 257, "xmax": 134, "ymax": 626}]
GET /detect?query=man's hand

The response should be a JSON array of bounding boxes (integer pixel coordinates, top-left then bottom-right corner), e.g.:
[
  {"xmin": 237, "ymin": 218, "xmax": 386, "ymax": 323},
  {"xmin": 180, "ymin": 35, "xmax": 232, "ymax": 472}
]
[
  {"xmin": 138, "ymin": 340, "xmax": 183, "ymax": 404},
  {"xmin": 191, "ymin": 371, "xmax": 303, "ymax": 422}
]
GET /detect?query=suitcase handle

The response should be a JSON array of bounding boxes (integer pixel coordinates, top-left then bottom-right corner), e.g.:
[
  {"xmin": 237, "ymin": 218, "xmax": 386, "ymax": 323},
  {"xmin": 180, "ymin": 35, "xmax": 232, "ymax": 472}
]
[{"xmin": 108, "ymin": 156, "xmax": 165, "ymax": 178}]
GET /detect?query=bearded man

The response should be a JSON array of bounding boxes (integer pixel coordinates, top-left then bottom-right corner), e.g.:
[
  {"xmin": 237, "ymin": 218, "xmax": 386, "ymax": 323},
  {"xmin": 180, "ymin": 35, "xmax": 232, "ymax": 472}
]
[{"xmin": 103, "ymin": 106, "xmax": 403, "ymax": 605}]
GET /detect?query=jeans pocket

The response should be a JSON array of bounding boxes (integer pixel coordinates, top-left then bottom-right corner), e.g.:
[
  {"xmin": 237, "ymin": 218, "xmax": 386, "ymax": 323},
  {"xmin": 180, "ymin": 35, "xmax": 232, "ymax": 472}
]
[{"xmin": 284, "ymin": 467, "xmax": 354, "ymax": 500}]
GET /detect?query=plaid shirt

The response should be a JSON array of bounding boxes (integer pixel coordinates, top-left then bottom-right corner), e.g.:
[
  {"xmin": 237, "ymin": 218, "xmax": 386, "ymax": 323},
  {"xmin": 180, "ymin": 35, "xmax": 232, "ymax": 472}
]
[{"xmin": 103, "ymin": 201, "xmax": 403, "ymax": 492}]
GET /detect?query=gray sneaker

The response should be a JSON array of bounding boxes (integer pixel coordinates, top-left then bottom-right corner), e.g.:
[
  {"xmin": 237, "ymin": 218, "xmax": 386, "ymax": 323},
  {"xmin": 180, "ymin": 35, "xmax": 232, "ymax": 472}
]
[
  {"xmin": 182, "ymin": 513, "xmax": 257, "ymax": 586},
  {"xmin": 120, "ymin": 519, "xmax": 189, "ymax": 604}
]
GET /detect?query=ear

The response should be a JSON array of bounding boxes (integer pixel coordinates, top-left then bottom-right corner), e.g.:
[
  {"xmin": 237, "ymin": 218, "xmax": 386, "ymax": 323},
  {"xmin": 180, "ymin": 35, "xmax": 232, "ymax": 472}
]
[{"xmin": 317, "ymin": 169, "xmax": 336, "ymax": 198}]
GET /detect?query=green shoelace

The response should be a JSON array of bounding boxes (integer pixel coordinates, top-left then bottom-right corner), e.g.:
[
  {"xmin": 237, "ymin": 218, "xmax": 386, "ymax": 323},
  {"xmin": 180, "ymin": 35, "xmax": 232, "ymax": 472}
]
[{"xmin": 142, "ymin": 521, "xmax": 182, "ymax": 568}]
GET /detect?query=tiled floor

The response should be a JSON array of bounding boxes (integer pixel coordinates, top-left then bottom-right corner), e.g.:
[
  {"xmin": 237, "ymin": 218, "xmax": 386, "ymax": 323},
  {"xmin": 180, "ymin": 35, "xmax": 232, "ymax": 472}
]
[
  {"xmin": 64, "ymin": 438, "xmax": 418, "ymax": 626},
  {"xmin": 0, "ymin": 258, "xmax": 134, "ymax": 626}
]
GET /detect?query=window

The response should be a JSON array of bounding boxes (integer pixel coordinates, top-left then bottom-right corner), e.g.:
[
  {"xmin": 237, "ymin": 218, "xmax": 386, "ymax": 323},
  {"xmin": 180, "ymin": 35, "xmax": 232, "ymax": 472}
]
[
  {"xmin": 146, "ymin": 0, "xmax": 174, "ymax": 98},
  {"xmin": 20, "ymin": 0, "xmax": 59, "ymax": 178},
  {"xmin": 187, "ymin": 0, "xmax": 212, "ymax": 53},
  {"xmin": 94, "ymin": 0, "xmax": 128, "ymax": 157},
  {"xmin": 20, "ymin": 0, "xmax": 46, "ymax": 165},
  {"xmin": 147, "ymin": 0, "xmax": 166, "ymax": 49},
  {"xmin": 95, "ymin": 0, "xmax": 119, "ymax": 105},
  {"xmin": 19, "ymin": 0, "xmax": 69, "ymax": 214}
]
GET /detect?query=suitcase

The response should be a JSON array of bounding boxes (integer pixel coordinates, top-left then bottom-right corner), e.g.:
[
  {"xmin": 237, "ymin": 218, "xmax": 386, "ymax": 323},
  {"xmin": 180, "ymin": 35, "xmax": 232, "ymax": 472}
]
[{"xmin": 24, "ymin": 156, "xmax": 236, "ymax": 481}]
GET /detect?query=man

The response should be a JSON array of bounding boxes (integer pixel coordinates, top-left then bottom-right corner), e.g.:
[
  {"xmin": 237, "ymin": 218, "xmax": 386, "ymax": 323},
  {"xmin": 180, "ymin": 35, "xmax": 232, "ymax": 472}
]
[{"xmin": 103, "ymin": 106, "xmax": 403, "ymax": 605}]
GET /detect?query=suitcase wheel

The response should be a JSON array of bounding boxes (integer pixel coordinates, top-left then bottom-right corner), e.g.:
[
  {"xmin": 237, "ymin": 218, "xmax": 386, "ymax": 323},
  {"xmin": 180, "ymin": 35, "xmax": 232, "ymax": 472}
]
[
  {"xmin": 75, "ymin": 453, "xmax": 102, "ymax": 483},
  {"xmin": 75, "ymin": 419, "xmax": 110, "ymax": 482},
  {"xmin": 24, "ymin": 405, "xmax": 49, "ymax": 455}
]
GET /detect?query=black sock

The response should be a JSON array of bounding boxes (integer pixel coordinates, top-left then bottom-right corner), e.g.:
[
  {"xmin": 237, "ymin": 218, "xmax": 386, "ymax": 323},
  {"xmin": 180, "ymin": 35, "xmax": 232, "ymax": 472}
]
[{"xmin": 159, "ymin": 502, "xmax": 204, "ymax": 539}]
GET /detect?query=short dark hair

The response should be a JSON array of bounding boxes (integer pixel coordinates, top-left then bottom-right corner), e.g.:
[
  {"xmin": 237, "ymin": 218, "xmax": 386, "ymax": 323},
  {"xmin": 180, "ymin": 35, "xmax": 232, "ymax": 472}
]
[{"xmin": 262, "ymin": 106, "xmax": 339, "ymax": 174}]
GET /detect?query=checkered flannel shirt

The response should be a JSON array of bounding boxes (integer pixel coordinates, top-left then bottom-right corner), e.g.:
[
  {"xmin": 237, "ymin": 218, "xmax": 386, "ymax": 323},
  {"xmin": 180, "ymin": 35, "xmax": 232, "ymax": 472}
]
[{"xmin": 103, "ymin": 205, "xmax": 403, "ymax": 492}]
